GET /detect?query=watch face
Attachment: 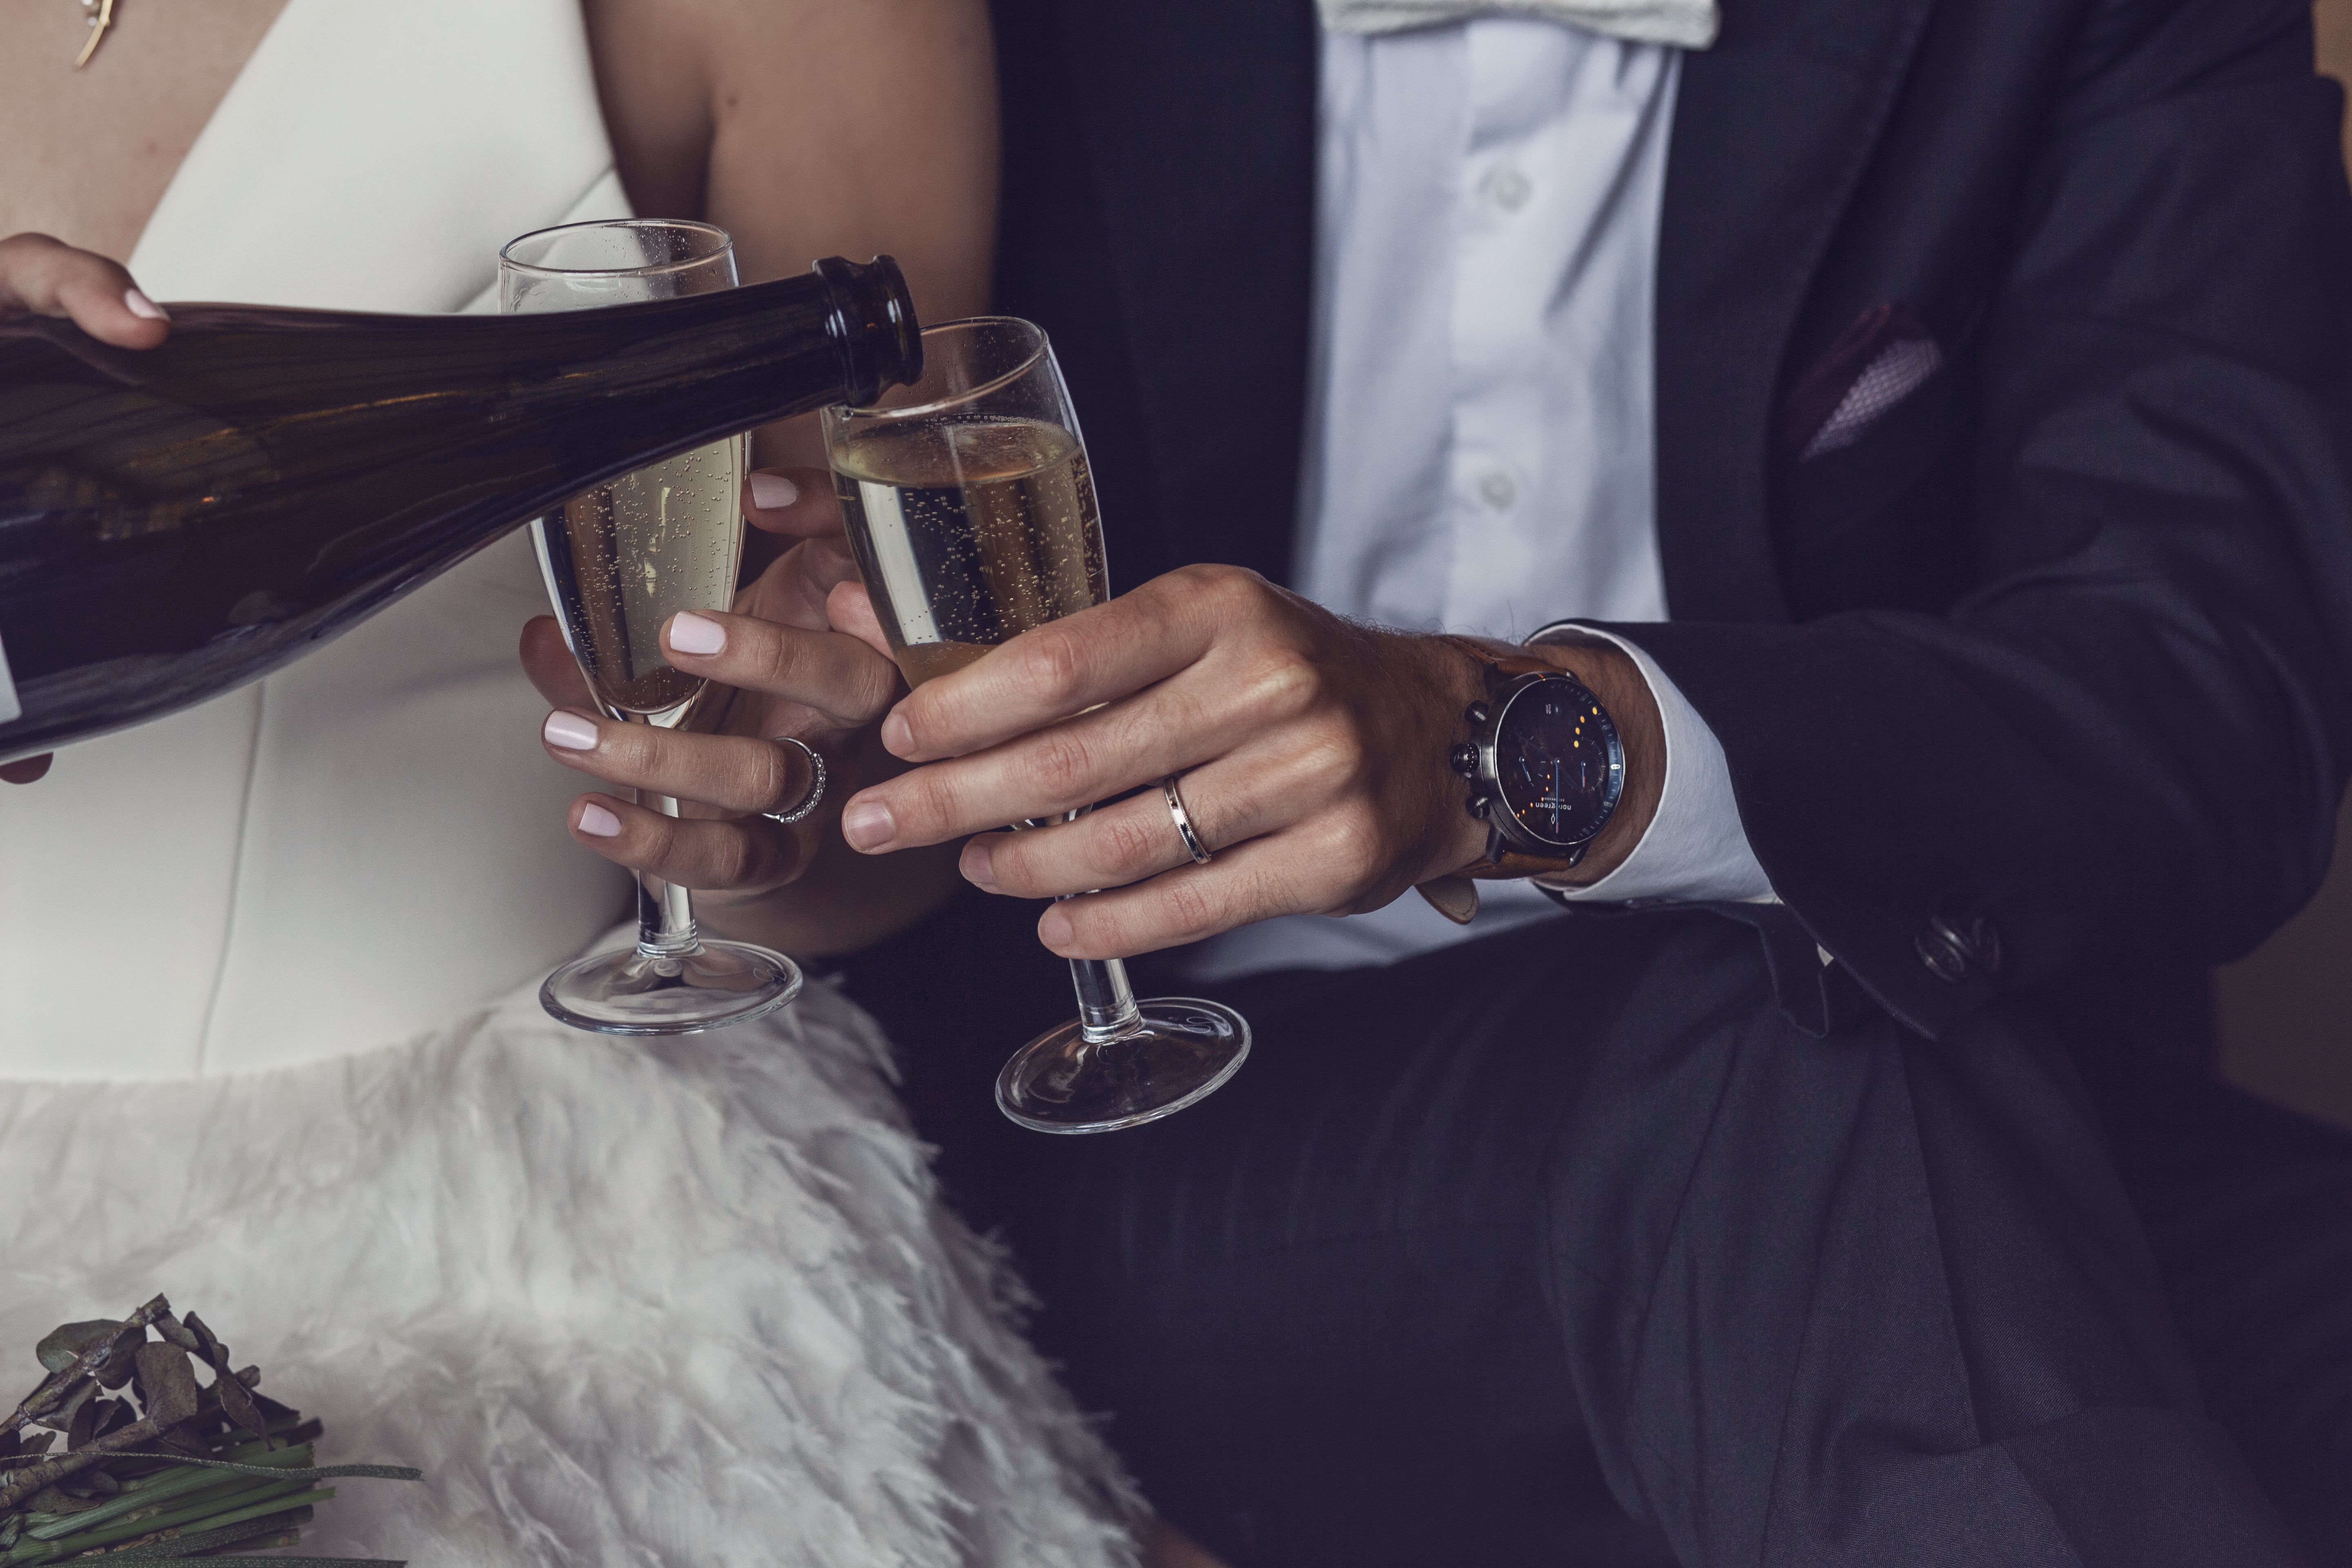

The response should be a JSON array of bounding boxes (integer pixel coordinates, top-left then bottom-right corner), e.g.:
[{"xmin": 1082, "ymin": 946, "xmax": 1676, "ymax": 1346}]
[{"xmin": 1493, "ymin": 679, "xmax": 1621, "ymax": 848}]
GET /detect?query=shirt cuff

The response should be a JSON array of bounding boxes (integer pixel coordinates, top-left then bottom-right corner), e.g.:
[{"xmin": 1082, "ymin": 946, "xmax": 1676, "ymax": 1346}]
[{"xmin": 1527, "ymin": 624, "xmax": 1775, "ymax": 904}]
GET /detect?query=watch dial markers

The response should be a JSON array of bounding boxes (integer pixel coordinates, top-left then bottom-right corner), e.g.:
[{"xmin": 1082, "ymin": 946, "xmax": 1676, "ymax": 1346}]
[{"xmin": 1494, "ymin": 686, "xmax": 1621, "ymax": 848}]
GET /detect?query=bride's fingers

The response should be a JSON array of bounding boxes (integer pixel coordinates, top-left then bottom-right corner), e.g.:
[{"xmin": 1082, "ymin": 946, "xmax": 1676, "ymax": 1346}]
[
  {"xmin": 566, "ymin": 794, "xmax": 813, "ymax": 892},
  {"xmin": 0, "ymin": 234, "xmax": 169, "ymax": 348},
  {"xmin": 519, "ymin": 616, "xmax": 597, "ymax": 710},
  {"xmin": 741, "ymin": 467, "xmax": 842, "ymax": 538},
  {"xmin": 542, "ymin": 708, "xmax": 822, "ymax": 817},
  {"xmin": 0, "ymin": 755, "xmax": 53, "ymax": 785},
  {"xmin": 660, "ymin": 610, "xmax": 899, "ymax": 726},
  {"xmin": 958, "ymin": 758, "xmax": 1281, "ymax": 899}
]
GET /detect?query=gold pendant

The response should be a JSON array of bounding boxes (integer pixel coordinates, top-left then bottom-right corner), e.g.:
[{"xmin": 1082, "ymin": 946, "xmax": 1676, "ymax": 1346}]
[{"xmin": 73, "ymin": 0, "xmax": 115, "ymax": 69}]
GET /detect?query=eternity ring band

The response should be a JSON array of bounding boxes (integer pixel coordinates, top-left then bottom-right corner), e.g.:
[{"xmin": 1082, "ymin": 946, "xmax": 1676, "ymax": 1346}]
[
  {"xmin": 762, "ymin": 736, "xmax": 828, "ymax": 826},
  {"xmin": 1162, "ymin": 773, "xmax": 1213, "ymax": 866}
]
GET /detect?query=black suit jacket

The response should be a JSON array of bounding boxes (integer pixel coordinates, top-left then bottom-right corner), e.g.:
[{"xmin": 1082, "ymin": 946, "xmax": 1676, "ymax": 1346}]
[{"xmin": 983, "ymin": 0, "xmax": 2352, "ymax": 1040}]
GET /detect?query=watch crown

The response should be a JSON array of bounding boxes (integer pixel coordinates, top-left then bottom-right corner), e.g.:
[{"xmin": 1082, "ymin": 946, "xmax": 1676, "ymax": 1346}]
[
  {"xmin": 1464, "ymin": 702, "xmax": 1491, "ymax": 726},
  {"xmin": 1449, "ymin": 743, "xmax": 1479, "ymax": 778}
]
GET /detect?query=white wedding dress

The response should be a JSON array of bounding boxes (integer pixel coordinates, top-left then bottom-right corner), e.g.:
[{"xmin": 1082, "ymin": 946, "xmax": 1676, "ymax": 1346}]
[{"xmin": 0, "ymin": 3, "xmax": 1138, "ymax": 1562}]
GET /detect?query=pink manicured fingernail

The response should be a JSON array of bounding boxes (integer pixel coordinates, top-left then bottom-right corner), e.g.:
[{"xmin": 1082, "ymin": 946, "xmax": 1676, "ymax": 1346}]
[
  {"xmin": 577, "ymin": 802, "xmax": 622, "ymax": 837},
  {"xmin": 123, "ymin": 289, "xmax": 167, "ymax": 322},
  {"xmin": 840, "ymin": 798, "xmax": 894, "ymax": 851},
  {"xmin": 668, "ymin": 611, "xmax": 726, "ymax": 656},
  {"xmin": 1038, "ymin": 905, "xmax": 1074, "ymax": 950},
  {"xmin": 749, "ymin": 472, "xmax": 799, "ymax": 509},
  {"xmin": 880, "ymin": 712, "xmax": 913, "ymax": 756},
  {"xmin": 960, "ymin": 842, "xmax": 1000, "ymax": 893},
  {"xmin": 543, "ymin": 710, "xmax": 599, "ymax": 751}
]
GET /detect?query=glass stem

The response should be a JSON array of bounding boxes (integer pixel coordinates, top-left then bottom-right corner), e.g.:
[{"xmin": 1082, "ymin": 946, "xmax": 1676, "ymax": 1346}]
[
  {"xmin": 624, "ymin": 704, "xmax": 701, "ymax": 964},
  {"xmin": 635, "ymin": 788, "xmax": 700, "ymax": 961},
  {"xmin": 1019, "ymin": 806, "xmax": 1145, "ymax": 1045},
  {"xmin": 1066, "ymin": 942, "xmax": 1145, "ymax": 1045}
]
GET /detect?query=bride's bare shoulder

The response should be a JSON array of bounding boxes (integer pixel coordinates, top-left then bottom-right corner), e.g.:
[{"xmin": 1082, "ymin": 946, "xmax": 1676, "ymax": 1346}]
[{"xmin": 584, "ymin": 0, "xmax": 998, "ymax": 312}]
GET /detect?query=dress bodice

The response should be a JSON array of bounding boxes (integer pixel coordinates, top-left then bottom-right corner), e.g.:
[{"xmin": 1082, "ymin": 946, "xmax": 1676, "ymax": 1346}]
[{"xmin": 0, "ymin": 0, "xmax": 635, "ymax": 1077}]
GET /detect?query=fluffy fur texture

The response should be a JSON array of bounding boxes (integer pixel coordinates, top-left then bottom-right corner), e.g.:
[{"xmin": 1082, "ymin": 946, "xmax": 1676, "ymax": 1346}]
[{"xmin": 0, "ymin": 973, "xmax": 1141, "ymax": 1566}]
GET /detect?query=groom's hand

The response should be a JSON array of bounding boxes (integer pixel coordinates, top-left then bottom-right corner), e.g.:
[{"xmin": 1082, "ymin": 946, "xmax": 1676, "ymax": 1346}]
[{"xmin": 832, "ymin": 565, "xmax": 1663, "ymax": 961}]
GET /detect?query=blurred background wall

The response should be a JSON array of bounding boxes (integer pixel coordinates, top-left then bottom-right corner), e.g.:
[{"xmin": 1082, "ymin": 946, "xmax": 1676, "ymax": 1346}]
[{"xmin": 2209, "ymin": 2, "xmax": 2352, "ymax": 1130}]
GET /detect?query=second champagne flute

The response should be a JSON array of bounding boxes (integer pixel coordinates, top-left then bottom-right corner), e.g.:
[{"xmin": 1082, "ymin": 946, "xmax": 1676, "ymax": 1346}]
[
  {"xmin": 500, "ymin": 219, "xmax": 802, "ymax": 1035},
  {"xmin": 822, "ymin": 318, "xmax": 1250, "ymax": 1133}
]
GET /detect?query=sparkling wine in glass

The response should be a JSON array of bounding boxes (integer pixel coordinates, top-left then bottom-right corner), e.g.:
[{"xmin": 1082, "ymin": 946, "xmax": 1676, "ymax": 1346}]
[
  {"xmin": 823, "ymin": 317, "xmax": 1250, "ymax": 1133},
  {"xmin": 501, "ymin": 219, "xmax": 801, "ymax": 1035}
]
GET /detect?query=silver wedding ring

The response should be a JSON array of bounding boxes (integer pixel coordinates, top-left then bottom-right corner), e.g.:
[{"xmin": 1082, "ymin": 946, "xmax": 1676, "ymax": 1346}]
[
  {"xmin": 762, "ymin": 736, "xmax": 827, "ymax": 826},
  {"xmin": 1162, "ymin": 773, "xmax": 1212, "ymax": 866}
]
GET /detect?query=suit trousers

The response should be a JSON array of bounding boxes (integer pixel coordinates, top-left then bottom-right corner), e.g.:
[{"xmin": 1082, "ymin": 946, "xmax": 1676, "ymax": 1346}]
[{"xmin": 857, "ymin": 902, "xmax": 2330, "ymax": 1567}]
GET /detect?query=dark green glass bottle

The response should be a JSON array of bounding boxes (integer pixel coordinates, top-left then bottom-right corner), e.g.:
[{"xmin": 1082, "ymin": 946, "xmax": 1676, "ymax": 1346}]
[{"xmin": 0, "ymin": 256, "xmax": 919, "ymax": 761}]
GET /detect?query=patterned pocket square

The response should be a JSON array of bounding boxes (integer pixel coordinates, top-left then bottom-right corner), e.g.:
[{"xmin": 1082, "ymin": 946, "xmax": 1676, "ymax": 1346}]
[{"xmin": 1776, "ymin": 303, "xmax": 1943, "ymax": 461}]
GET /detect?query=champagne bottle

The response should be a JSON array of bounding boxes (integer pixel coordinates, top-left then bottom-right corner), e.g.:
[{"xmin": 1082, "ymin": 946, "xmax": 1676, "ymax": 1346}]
[{"xmin": 0, "ymin": 256, "xmax": 920, "ymax": 762}]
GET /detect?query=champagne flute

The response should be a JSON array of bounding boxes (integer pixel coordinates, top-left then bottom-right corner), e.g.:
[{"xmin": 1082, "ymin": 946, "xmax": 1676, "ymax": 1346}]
[
  {"xmin": 821, "ymin": 318, "xmax": 1249, "ymax": 1133},
  {"xmin": 500, "ymin": 219, "xmax": 802, "ymax": 1035}
]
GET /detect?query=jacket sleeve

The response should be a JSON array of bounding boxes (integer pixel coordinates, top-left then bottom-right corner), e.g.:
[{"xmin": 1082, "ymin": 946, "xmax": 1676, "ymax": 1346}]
[{"xmin": 1609, "ymin": 0, "xmax": 2352, "ymax": 1038}]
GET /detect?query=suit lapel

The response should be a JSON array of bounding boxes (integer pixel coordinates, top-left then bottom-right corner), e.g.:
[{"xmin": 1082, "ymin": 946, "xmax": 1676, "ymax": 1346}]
[
  {"xmin": 1654, "ymin": 0, "xmax": 1939, "ymax": 621},
  {"xmin": 1050, "ymin": 0, "xmax": 1321, "ymax": 586}
]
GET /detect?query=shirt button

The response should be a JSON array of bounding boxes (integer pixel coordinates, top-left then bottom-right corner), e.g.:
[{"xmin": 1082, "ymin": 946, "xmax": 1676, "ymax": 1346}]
[
  {"xmin": 1479, "ymin": 472, "xmax": 1518, "ymax": 510},
  {"xmin": 1489, "ymin": 167, "xmax": 1532, "ymax": 211}
]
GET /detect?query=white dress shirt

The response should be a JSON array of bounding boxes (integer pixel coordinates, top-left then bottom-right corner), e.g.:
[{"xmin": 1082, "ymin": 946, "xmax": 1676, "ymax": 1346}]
[{"xmin": 1174, "ymin": 17, "xmax": 1771, "ymax": 984}]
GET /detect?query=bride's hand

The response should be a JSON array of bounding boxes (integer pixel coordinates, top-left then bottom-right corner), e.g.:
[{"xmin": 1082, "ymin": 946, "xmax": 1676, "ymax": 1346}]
[
  {"xmin": 520, "ymin": 467, "xmax": 955, "ymax": 951},
  {"xmin": 0, "ymin": 233, "xmax": 170, "ymax": 785}
]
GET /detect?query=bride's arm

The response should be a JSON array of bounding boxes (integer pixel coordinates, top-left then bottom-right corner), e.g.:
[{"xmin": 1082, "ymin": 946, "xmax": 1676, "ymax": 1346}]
[
  {"xmin": 517, "ymin": 0, "xmax": 996, "ymax": 956},
  {"xmin": 586, "ymin": 0, "xmax": 998, "ymax": 472}
]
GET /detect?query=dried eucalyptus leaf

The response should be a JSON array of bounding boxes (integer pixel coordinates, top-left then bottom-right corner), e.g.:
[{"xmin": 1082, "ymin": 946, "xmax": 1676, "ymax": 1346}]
[
  {"xmin": 35, "ymin": 1322, "xmax": 118, "ymax": 1376},
  {"xmin": 132, "ymin": 1346, "xmax": 198, "ymax": 1429},
  {"xmin": 151, "ymin": 1314, "xmax": 201, "ymax": 1355},
  {"xmin": 94, "ymin": 1398, "xmax": 138, "ymax": 1443},
  {"xmin": 212, "ymin": 1373, "xmax": 269, "ymax": 1448},
  {"xmin": 43, "ymin": 1378, "xmax": 96, "ymax": 1432},
  {"xmin": 65, "ymin": 1396, "xmax": 99, "ymax": 1452},
  {"xmin": 19, "ymin": 1431, "xmax": 54, "ymax": 1458},
  {"xmin": 183, "ymin": 1314, "xmax": 228, "ymax": 1376},
  {"xmin": 95, "ymin": 1329, "xmax": 143, "ymax": 1390}
]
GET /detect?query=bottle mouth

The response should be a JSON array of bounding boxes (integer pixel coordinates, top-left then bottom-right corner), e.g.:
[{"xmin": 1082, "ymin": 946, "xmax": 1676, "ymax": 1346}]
[{"xmin": 815, "ymin": 256, "xmax": 929, "ymax": 409}]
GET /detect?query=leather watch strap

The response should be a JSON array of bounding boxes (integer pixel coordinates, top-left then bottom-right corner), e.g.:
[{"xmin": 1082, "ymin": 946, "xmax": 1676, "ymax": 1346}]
[
  {"xmin": 1437, "ymin": 634, "xmax": 1555, "ymax": 682},
  {"xmin": 1459, "ymin": 846, "xmax": 1585, "ymax": 878}
]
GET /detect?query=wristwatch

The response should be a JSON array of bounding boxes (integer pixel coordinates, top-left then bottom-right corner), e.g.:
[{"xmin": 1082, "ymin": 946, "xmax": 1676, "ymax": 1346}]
[{"xmin": 1441, "ymin": 637, "xmax": 1625, "ymax": 879}]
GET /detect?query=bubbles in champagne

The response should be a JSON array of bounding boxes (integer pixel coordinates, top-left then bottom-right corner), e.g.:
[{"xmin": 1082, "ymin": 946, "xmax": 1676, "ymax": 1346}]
[
  {"xmin": 535, "ymin": 436, "xmax": 746, "ymax": 714},
  {"xmin": 829, "ymin": 418, "xmax": 1106, "ymax": 688}
]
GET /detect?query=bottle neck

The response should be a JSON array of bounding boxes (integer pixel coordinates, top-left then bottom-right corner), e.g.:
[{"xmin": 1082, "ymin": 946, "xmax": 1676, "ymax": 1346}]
[
  {"xmin": 530, "ymin": 256, "xmax": 923, "ymax": 450},
  {"xmin": 815, "ymin": 256, "xmax": 924, "ymax": 408}
]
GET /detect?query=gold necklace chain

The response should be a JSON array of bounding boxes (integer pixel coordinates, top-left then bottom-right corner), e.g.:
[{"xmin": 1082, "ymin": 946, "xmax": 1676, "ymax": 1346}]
[{"xmin": 74, "ymin": 0, "xmax": 116, "ymax": 69}]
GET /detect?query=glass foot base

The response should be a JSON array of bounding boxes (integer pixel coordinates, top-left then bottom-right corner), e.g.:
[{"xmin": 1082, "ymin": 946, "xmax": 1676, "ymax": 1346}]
[
  {"xmin": 541, "ymin": 939, "xmax": 802, "ymax": 1036},
  {"xmin": 996, "ymin": 998, "xmax": 1250, "ymax": 1134}
]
